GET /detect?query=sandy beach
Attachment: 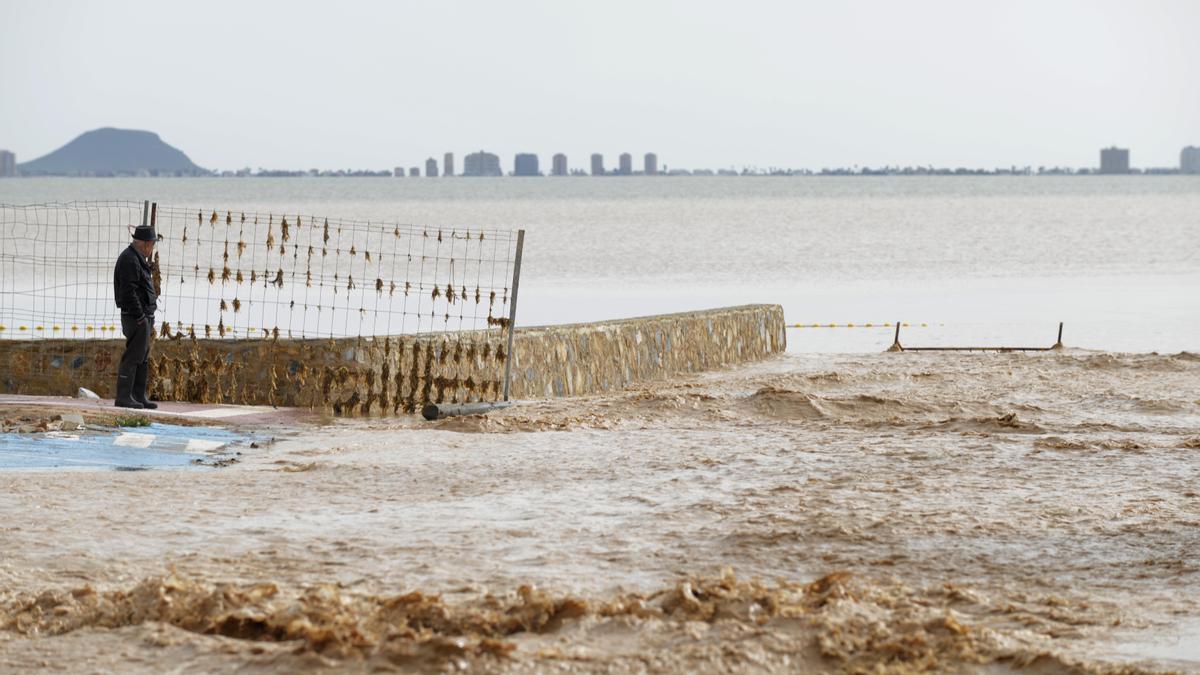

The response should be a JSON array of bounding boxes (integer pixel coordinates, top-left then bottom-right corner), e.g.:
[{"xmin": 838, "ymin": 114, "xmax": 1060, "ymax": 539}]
[{"xmin": 2, "ymin": 349, "xmax": 1198, "ymax": 673}]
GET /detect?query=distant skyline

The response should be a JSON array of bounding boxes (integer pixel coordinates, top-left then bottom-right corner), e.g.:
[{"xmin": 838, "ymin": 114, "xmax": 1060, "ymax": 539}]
[
  {"xmin": 4, "ymin": 127, "xmax": 1196, "ymax": 177},
  {"xmin": 2, "ymin": 0, "xmax": 1198, "ymax": 170}
]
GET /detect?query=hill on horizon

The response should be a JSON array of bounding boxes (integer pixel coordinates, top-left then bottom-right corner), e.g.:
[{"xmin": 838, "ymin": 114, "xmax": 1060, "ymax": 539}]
[{"xmin": 17, "ymin": 128, "xmax": 206, "ymax": 176}]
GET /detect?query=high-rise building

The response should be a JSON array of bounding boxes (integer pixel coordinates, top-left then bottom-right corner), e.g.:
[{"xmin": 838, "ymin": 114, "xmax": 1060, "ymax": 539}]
[
  {"xmin": 463, "ymin": 151, "xmax": 502, "ymax": 177},
  {"xmin": 590, "ymin": 153, "xmax": 604, "ymax": 176},
  {"xmin": 514, "ymin": 153, "xmax": 539, "ymax": 176},
  {"xmin": 618, "ymin": 153, "xmax": 632, "ymax": 175},
  {"xmin": 0, "ymin": 150, "xmax": 15, "ymax": 177},
  {"xmin": 409, "ymin": 167, "xmax": 420, "ymax": 177},
  {"xmin": 644, "ymin": 153, "xmax": 658, "ymax": 176},
  {"xmin": 1182, "ymin": 146, "xmax": 1200, "ymax": 174},
  {"xmin": 1099, "ymin": 147, "xmax": 1130, "ymax": 174},
  {"xmin": 443, "ymin": 152, "xmax": 455, "ymax": 177},
  {"xmin": 393, "ymin": 166, "xmax": 404, "ymax": 177},
  {"xmin": 425, "ymin": 157, "xmax": 439, "ymax": 177},
  {"xmin": 551, "ymin": 153, "xmax": 568, "ymax": 176}
]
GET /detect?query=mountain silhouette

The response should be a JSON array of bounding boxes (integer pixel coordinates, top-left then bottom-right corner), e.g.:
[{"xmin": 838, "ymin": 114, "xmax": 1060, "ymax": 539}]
[{"xmin": 17, "ymin": 127, "xmax": 206, "ymax": 176}]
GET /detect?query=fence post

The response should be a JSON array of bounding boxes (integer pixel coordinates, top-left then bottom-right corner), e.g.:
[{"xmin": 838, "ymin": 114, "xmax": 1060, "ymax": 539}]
[
  {"xmin": 502, "ymin": 229, "xmax": 525, "ymax": 401},
  {"xmin": 148, "ymin": 202, "xmax": 162, "ymax": 305},
  {"xmin": 887, "ymin": 321, "xmax": 903, "ymax": 352},
  {"xmin": 141, "ymin": 200, "xmax": 149, "ymax": 227}
]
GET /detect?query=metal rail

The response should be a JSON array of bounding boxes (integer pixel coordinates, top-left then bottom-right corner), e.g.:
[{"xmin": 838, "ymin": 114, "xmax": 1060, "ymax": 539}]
[
  {"xmin": 422, "ymin": 400, "xmax": 513, "ymax": 421},
  {"xmin": 888, "ymin": 322, "xmax": 1064, "ymax": 352}
]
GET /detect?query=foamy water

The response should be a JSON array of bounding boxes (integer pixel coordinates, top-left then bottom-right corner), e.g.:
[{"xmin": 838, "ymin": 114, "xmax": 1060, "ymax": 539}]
[{"xmin": 2, "ymin": 351, "xmax": 1197, "ymax": 671}]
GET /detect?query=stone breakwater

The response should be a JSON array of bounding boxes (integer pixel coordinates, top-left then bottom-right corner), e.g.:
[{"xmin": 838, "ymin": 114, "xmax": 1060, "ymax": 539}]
[{"xmin": 0, "ymin": 304, "xmax": 786, "ymax": 415}]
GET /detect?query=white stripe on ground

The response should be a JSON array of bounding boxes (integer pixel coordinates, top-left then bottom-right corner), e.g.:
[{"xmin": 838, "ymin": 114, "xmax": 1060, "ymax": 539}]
[
  {"xmin": 184, "ymin": 439, "xmax": 226, "ymax": 452},
  {"xmin": 114, "ymin": 433, "xmax": 155, "ymax": 448},
  {"xmin": 43, "ymin": 432, "xmax": 81, "ymax": 441}
]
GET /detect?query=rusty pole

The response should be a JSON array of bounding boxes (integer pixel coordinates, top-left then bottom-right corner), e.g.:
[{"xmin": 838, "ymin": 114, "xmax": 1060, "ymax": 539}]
[
  {"xmin": 502, "ymin": 229, "xmax": 525, "ymax": 401},
  {"xmin": 887, "ymin": 321, "xmax": 903, "ymax": 352}
]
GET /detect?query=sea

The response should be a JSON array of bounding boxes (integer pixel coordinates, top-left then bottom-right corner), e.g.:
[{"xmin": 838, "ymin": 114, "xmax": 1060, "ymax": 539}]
[{"xmin": 1, "ymin": 175, "xmax": 1197, "ymax": 353}]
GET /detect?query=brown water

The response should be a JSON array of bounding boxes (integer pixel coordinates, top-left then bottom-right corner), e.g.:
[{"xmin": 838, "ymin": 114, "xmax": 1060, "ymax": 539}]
[{"xmin": 2, "ymin": 350, "xmax": 1199, "ymax": 672}]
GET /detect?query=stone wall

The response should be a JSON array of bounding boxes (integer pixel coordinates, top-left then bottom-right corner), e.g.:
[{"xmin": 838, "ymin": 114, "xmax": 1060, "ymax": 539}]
[
  {"xmin": 0, "ymin": 304, "xmax": 785, "ymax": 415},
  {"xmin": 506, "ymin": 304, "xmax": 785, "ymax": 398}
]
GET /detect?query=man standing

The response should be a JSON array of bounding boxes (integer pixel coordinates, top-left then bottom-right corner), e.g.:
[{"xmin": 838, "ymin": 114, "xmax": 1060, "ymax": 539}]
[{"xmin": 113, "ymin": 224, "xmax": 159, "ymax": 409}]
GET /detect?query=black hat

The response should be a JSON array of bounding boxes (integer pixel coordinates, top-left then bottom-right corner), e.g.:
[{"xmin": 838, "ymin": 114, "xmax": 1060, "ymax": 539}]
[{"xmin": 132, "ymin": 225, "xmax": 157, "ymax": 242}]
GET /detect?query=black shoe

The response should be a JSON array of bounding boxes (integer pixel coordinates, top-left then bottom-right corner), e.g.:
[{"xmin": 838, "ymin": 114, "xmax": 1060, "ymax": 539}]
[
  {"xmin": 133, "ymin": 363, "xmax": 158, "ymax": 409},
  {"xmin": 115, "ymin": 399, "xmax": 145, "ymax": 409}
]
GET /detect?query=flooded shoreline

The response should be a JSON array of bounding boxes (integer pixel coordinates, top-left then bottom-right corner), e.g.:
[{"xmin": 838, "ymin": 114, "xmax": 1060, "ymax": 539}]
[{"xmin": 2, "ymin": 350, "xmax": 1198, "ymax": 672}]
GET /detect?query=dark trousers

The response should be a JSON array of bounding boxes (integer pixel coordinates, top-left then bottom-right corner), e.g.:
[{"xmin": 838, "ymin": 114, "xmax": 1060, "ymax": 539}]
[{"xmin": 117, "ymin": 314, "xmax": 151, "ymax": 399}]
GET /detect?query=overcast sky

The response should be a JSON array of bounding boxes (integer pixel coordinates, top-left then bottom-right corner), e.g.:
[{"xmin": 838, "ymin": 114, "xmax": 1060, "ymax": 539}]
[{"xmin": 2, "ymin": 0, "xmax": 1197, "ymax": 171}]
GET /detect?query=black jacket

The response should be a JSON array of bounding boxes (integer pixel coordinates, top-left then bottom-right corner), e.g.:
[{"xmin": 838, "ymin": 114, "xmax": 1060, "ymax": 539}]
[{"xmin": 113, "ymin": 244, "xmax": 157, "ymax": 319}]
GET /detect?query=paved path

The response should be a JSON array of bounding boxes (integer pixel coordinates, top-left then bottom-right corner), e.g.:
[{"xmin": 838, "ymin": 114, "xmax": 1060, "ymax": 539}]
[
  {"xmin": 0, "ymin": 394, "xmax": 320, "ymax": 427},
  {"xmin": 0, "ymin": 421, "xmax": 253, "ymax": 470},
  {"xmin": 0, "ymin": 394, "xmax": 315, "ymax": 470}
]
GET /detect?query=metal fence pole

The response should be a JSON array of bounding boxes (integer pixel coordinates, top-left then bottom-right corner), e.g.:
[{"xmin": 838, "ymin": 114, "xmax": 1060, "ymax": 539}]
[
  {"xmin": 502, "ymin": 229, "xmax": 525, "ymax": 401},
  {"xmin": 887, "ymin": 321, "xmax": 903, "ymax": 352}
]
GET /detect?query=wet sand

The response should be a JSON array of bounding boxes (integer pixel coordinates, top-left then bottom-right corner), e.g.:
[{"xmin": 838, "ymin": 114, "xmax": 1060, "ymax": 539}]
[{"xmin": 2, "ymin": 350, "xmax": 1199, "ymax": 673}]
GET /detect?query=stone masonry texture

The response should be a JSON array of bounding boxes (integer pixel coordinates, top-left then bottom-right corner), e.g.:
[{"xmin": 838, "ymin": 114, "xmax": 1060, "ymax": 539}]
[{"xmin": 0, "ymin": 304, "xmax": 785, "ymax": 416}]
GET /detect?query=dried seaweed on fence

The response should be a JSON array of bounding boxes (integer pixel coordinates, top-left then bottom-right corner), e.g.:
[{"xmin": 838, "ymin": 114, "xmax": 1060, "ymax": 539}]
[{"xmin": 0, "ymin": 201, "xmax": 522, "ymax": 410}]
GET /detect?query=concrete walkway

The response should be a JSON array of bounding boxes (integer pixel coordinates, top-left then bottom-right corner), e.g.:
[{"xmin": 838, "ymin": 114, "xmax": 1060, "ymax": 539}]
[
  {"xmin": 0, "ymin": 393, "xmax": 320, "ymax": 470},
  {"xmin": 0, "ymin": 393, "xmax": 321, "ymax": 427},
  {"xmin": 0, "ymin": 420, "xmax": 254, "ymax": 470}
]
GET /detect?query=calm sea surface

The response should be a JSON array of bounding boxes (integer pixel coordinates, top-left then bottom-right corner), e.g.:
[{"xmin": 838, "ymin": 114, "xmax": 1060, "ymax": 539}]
[{"xmin": 2, "ymin": 176, "xmax": 1197, "ymax": 352}]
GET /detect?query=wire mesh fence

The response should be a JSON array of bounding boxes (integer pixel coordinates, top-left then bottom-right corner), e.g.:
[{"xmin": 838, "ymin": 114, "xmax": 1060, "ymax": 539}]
[
  {"xmin": 0, "ymin": 200, "xmax": 524, "ymax": 412},
  {"xmin": 0, "ymin": 201, "xmax": 146, "ymax": 340}
]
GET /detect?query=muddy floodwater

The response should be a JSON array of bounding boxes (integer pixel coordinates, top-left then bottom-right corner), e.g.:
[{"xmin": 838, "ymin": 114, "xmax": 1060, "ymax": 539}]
[{"xmin": 2, "ymin": 350, "xmax": 1199, "ymax": 673}]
